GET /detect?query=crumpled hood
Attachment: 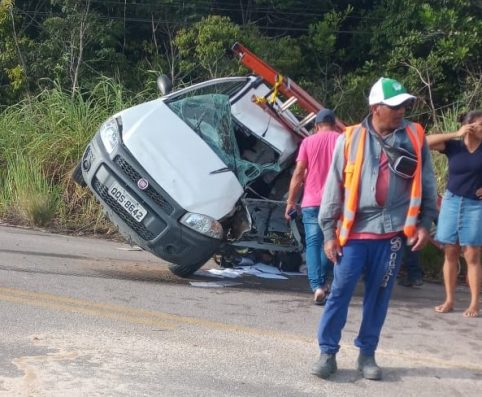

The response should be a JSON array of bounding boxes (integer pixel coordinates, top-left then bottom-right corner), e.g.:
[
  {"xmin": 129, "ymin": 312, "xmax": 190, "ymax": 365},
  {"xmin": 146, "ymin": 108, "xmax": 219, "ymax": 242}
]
[{"xmin": 116, "ymin": 98, "xmax": 243, "ymax": 220}]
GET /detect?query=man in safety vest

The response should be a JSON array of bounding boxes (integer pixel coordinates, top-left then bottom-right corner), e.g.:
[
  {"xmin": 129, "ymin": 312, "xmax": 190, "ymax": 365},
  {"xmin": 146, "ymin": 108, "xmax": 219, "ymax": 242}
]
[{"xmin": 311, "ymin": 77, "xmax": 438, "ymax": 380}]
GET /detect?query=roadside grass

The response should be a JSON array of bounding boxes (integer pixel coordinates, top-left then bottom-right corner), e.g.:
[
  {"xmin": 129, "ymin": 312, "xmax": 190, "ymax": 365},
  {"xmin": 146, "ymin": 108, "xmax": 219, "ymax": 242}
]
[
  {"xmin": 0, "ymin": 78, "xmax": 147, "ymax": 233},
  {"xmin": 1, "ymin": 155, "xmax": 59, "ymax": 226},
  {"xmin": 420, "ymin": 242, "xmax": 444, "ymax": 280},
  {"xmin": 419, "ymin": 113, "xmax": 453, "ymax": 278},
  {"xmin": 427, "ymin": 107, "xmax": 460, "ymax": 194}
]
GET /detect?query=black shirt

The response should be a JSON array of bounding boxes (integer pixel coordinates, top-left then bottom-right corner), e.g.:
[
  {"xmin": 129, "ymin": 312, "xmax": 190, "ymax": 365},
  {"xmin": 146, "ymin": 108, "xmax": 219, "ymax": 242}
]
[{"xmin": 442, "ymin": 139, "xmax": 482, "ymax": 200}]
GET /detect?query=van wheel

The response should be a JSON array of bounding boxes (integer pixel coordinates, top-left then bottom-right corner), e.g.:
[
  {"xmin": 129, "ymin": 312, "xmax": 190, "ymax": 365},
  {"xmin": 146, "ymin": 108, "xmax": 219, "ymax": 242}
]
[
  {"xmin": 72, "ymin": 162, "xmax": 86, "ymax": 187},
  {"xmin": 168, "ymin": 261, "xmax": 205, "ymax": 278}
]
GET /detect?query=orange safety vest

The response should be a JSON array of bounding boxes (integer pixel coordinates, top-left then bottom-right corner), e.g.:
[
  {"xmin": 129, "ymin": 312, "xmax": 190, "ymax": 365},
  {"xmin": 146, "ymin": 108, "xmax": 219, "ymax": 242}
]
[{"xmin": 337, "ymin": 123, "xmax": 425, "ymax": 246}]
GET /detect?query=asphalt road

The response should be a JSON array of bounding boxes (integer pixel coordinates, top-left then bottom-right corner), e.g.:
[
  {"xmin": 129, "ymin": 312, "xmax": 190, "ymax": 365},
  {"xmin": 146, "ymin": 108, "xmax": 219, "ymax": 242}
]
[{"xmin": 0, "ymin": 224, "xmax": 480, "ymax": 396}]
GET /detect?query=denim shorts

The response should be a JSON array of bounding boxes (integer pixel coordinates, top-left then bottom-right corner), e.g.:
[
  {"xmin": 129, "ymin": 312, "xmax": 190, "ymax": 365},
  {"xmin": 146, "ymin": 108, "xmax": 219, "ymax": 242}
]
[{"xmin": 435, "ymin": 191, "xmax": 482, "ymax": 247}]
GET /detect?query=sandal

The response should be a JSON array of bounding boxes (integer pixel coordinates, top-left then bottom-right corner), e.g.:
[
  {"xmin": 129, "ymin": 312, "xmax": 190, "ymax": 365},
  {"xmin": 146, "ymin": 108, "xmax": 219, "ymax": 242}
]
[
  {"xmin": 313, "ymin": 288, "xmax": 326, "ymax": 305},
  {"xmin": 313, "ymin": 285, "xmax": 330, "ymax": 306}
]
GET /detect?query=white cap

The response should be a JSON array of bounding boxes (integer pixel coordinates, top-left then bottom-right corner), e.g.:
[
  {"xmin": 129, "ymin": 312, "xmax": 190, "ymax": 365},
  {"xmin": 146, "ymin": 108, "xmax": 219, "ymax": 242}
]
[{"xmin": 368, "ymin": 77, "xmax": 416, "ymax": 106}]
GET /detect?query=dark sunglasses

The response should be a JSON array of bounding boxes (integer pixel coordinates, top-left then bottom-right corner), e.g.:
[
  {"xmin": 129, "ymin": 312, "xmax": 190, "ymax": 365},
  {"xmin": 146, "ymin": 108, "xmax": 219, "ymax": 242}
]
[{"xmin": 383, "ymin": 101, "xmax": 413, "ymax": 111}]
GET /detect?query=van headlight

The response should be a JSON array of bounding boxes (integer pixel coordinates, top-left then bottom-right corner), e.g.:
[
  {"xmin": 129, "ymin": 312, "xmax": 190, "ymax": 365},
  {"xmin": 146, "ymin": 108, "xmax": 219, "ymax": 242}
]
[
  {"xmin": 99, "ymin": 118, "xmax": 121, "ymax": 154},
  {"xmin": 180, "ymin": 213, "xmax": 224, "ymax": 239}
]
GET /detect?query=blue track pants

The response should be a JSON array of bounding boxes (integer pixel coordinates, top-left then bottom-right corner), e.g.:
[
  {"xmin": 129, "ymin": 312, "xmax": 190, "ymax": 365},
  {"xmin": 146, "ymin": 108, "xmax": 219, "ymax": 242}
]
[{"xmin": 317, "ymin": 235, "xmax": 404, "ymax": 356}]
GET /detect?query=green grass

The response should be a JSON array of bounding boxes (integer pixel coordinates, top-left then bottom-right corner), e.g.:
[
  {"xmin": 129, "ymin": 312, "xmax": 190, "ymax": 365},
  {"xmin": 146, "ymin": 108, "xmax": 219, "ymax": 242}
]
[
  {"xmin": 0, "ymin": 78, "xmax": 152, "ymax": 233},
  {"xmin": 1, "ymin": 155, "xmax": 59, "ymax": 226},
  {"xmin": 426, "ymin": 107, "xmax": 462, "ymax": 194},
  {"xmin": 420, "ymin": 241, "xmax": 445, "ymax": 281}
]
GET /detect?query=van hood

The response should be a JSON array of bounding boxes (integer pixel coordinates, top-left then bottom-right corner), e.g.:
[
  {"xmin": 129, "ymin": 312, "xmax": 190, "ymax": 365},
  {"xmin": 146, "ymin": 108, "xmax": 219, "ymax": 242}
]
[{"xmin": 116, "ymin": 99, "xmax": 244, "ymax": 220}]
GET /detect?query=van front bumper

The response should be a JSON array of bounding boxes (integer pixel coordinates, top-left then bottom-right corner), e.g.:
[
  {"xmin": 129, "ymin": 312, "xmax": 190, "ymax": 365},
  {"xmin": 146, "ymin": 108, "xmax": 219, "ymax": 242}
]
[{"xmin": 81, "ymin": 134, "xmax": 221, "ymax": 267}]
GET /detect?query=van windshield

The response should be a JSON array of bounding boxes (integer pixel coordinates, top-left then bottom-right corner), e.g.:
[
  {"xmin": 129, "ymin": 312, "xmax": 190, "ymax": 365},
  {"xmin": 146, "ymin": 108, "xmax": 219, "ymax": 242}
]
[{"xmin": 167, "ymin": 93, "xmax": 278, "ymax": 186}]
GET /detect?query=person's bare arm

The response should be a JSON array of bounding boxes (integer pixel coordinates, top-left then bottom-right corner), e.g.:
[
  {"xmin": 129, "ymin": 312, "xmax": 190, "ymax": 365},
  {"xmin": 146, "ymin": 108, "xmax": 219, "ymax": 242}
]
[
  {"xmin": 427, "ymin": 124, "xmax": 471, "ymax": 152},
  {"xmin": 284, "ymin": 161, "xmax": 307, "ymax": 220}
]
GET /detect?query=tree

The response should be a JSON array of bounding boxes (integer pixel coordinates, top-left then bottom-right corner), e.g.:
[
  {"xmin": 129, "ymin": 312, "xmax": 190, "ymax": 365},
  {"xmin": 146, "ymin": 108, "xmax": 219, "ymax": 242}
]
[
  {"xmin": 0, "ymin": 0, "xmax": 34, "ymax": 105},
  {"xmin": 174, "ymin": 15, "xmax": 242, "ymax": 83},
  {"xmin": 297, "ymin": 6, "xmax": 353, "ymax": 109},
  {"xmin": 27, "ymin": 0, "xmax": 128, "ymax": 96},
  {"xmin": 350, "ymin": 0, "xmax": 482, "ymax": 123}
]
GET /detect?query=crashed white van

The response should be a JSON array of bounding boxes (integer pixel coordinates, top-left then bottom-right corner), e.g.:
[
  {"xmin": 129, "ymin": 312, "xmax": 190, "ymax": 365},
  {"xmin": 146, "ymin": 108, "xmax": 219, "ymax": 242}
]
[{"xmin": 75, "ymin": 46, "xmax": 325, "ymax": 277}]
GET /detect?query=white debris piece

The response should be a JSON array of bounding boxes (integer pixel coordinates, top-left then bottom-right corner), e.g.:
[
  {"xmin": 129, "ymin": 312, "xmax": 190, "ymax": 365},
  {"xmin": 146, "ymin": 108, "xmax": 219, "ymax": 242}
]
[{"xmin": 189, "ymin": 281, "xmax": 243, "ymax": 288}]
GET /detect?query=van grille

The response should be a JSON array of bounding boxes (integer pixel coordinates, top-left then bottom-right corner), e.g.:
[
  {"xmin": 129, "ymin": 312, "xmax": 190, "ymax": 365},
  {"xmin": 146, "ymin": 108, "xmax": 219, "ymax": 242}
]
[
  {"xmin": 93, "ymin": 178, "xmax": 157, "ymax": 241},
  {"xmin": 114, "ymin": 156, "xmax": 174, "ymax": 214}
]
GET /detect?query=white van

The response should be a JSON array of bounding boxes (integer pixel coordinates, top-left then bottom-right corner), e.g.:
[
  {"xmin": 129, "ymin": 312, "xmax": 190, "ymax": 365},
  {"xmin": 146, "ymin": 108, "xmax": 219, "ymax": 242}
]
[{"xmin": 75, "ymin": 58, "xmax": 319, "ymax": 276}]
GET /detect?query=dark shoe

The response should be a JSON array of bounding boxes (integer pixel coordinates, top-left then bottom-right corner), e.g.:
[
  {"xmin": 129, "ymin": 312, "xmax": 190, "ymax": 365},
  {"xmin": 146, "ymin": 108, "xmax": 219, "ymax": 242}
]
[
  {"xmin": 357, "ymin": 353, "xmax": 382, "ymax": 380},
  {"xmin": 311, "ymin": 353, "xmax": 337, "ymax": 379},
  {"xmin": 398, "ymin": 277, "xmax": 413, "ymax": 287},
  {"xmin": 412, "ymin": 278, "xmax": 424, "ymax": 288},
  {"xmin": 398, "ymin": 277, "xmax": 423, "ymax": 288}
]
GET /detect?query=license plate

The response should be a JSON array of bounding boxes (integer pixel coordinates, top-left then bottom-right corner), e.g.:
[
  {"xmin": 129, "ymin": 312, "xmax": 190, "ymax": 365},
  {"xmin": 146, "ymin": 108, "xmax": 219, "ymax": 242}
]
[{"xmin": 108, "ymin": 182, "xmax": 147, "ymax": 222}]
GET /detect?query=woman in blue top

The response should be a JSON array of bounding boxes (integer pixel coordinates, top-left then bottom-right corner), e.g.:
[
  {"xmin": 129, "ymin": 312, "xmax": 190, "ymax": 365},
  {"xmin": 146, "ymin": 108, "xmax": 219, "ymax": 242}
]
[{"xmin": 427, "ymin": 110, "xmax": 482, "ymax": 318}]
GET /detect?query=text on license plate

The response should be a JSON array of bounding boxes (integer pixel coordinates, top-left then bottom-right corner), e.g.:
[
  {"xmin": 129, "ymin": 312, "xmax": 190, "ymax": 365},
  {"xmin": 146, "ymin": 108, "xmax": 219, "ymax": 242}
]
[{"xmin": 108, "ymin": 182, "xmax": 147, "ymax": 222}]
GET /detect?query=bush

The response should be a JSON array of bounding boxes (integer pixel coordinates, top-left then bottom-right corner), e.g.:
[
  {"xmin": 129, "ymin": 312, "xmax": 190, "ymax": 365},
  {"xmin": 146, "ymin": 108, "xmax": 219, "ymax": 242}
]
[{"xmin": 420, "ymin": 243, "xmax": 444, "ymax": 281}]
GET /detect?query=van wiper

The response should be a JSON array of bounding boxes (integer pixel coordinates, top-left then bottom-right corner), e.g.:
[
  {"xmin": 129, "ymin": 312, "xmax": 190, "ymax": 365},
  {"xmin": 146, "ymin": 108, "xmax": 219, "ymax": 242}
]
[{"xmin": 210, "ymin": 167, "xmax": 232, "ymax": 174}]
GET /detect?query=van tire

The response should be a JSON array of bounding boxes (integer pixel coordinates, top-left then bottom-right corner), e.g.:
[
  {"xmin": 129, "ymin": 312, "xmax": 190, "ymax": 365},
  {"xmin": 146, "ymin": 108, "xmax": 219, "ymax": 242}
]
[
  {"xmin": 72, "ymin": 162, "xmax": 86, "ymax": 187},
  {"xmin": 168, "ymin": 261, "xmax": 205, "ymax": 278}
]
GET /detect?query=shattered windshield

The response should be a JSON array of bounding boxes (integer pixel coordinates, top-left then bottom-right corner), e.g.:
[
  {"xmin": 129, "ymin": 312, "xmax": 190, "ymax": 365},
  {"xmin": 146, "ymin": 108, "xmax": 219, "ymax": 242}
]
[{"xmin": 167, "ymin": 94, "xmax": 277, "ymax": 186}]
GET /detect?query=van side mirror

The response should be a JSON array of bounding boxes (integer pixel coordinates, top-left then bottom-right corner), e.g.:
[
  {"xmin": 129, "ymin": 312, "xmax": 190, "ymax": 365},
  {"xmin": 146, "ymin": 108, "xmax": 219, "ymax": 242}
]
[{"xmin": 157, "ymin": 74, "xmax": 172, "ymax": 96}]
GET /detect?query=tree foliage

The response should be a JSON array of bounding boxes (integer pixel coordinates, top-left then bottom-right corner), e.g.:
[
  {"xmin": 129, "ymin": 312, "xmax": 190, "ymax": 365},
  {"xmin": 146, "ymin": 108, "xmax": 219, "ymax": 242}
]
[
  {"xmin": 175, "ymin": 15, "xmax": 241, "ymax": 82},
  {"xmin": 0, "ymin": 0, "xmax": 481, "ymax": 122}
]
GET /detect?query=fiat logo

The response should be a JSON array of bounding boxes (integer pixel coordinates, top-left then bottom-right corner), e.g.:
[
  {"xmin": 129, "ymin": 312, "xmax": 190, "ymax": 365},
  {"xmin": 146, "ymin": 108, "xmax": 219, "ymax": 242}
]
[{"xmin": 137, "ymin": 178, "xmax": 149, "ymax": 190}]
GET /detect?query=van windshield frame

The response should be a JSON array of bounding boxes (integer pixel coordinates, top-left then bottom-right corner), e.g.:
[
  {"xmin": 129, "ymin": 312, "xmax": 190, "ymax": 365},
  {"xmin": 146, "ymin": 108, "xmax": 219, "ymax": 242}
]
[{"xmin": 164, "ymin": 77, "xmax": 250, "ymax": 103}]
